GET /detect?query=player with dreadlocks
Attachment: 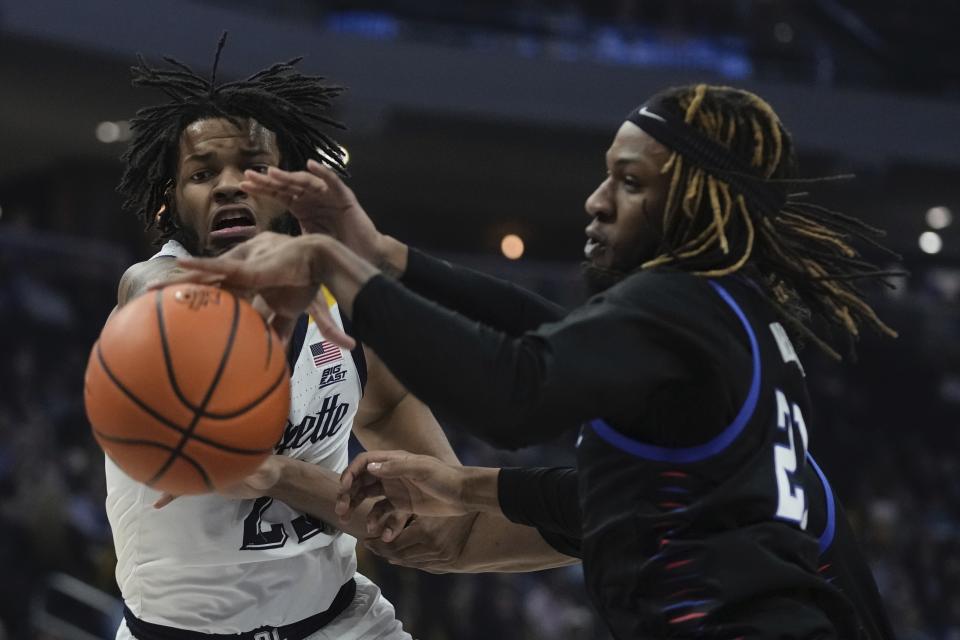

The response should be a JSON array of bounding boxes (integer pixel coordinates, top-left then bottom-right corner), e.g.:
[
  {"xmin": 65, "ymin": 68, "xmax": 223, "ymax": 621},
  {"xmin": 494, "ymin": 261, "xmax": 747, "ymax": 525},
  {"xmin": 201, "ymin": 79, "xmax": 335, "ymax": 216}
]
[
  {"xmin": 172, "ymin": 83, "xmax": 900, "ymax": 637},
  {"xmin": 104, "ymin": 35, "xmax": 474, "ymax": 640},
  {"xmin": 118, "ymin": 33, "xmax": 346, "ymax": 255}
]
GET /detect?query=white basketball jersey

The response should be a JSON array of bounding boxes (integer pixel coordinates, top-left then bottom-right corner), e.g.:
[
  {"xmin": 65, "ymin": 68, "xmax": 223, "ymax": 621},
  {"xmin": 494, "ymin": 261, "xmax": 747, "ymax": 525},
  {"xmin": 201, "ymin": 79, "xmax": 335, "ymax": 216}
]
[{"xmin": 105, "ymin": 239, "xmax": 364, "ymax": 632}]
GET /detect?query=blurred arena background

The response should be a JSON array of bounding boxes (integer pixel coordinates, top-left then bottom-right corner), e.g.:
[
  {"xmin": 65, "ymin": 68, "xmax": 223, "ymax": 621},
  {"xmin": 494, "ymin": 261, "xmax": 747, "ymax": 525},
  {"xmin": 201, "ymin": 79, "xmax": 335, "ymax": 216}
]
[{"xmin": 1, "ymin": 1, "xmax": 959, "ymax": 638}]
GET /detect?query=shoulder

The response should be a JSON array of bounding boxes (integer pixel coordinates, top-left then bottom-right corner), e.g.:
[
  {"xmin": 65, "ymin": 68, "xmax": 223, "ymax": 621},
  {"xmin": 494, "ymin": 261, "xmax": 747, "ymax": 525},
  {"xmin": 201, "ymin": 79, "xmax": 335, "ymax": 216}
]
[
  {"xmin": 117, "ymin": 240, "xmax": 190, "ymax": 306},
  {"xmin": 150, "ymin": 239, "xmax": 191, "ymax": 259},
  {"xmin": 599, "ymin": 268, "xmax": 719, "ymax": 317},
  {"xmin": 591, "ymin": 269, "xmax": 754, "ymax": 354}
]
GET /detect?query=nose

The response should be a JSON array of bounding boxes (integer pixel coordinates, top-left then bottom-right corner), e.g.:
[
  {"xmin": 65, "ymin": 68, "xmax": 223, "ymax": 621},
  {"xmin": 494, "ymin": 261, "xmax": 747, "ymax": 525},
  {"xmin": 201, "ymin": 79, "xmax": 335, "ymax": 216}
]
[
  {"xmin": 213, "ymin": 167, "xmax": 247, "ymax": 202},
  {"xmin": 585, "ymin": 177, "xmax": 612, "ymax": 220}
]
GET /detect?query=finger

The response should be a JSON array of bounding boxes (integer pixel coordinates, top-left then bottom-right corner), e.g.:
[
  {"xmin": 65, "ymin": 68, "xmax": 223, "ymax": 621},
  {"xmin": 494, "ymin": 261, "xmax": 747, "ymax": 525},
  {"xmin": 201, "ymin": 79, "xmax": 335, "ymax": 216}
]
[
  {"xmin": 377, "ymin": 511, "xmax": 411, "ymax": 543},
  {"xmin": 306, "ymin": 297, "xmax": 356, "ymax": 350},
  {"xmin": 366, "ymin": 498, "xmax": 404, "ymax": 535},
  {"xmin": 269, "ymin": 313, "xmax": 300, "ymax": 344},
  {"xmin": 338, "ymin": 450, "xmax": 406, "ymax": 491},
  {"xmin": 242, "ymin": 170, "xmax": 295, "ymax": 191},
  {"xmin": 369, "ymin": 518, "xmax": 431, "ymax": 556},
  {"xmin": 240, "ymin": 173, "xmax": 304, "ymax": 204},
  {"xmin": 241, "ymin": 179, "xmax": 303, "ymax": 203},
  {"xmin": 306, "ymin": 159, "xmax": 349, "ymax": 189},
  {"xmin": 335, "ymin": 494, "xmax": 353, "ymax": 520},
  {"xmin": 364, "ymin": 456, "xmax": 426, "ymax": 480},
  {"xmin": 176, "ymin": 257, "xmax": 264, "ymax": 289},
  {"xmin": 336, "ymin": 461, "xmax": 368, "ymax": 518},
  {"xmin": 250, "ymin": 295, "xmax": 274, "ymax": 321},
  {"xmin": 336, "ymin": 475, "xmax": 385, "ymax": 520},
  {"xmin": 352, "ymin": 480, "xmax": 387, "ymax": 507},
  {"xmin": 364, "ymin": 509, "xmax": 405, "ymax": 542},
  {"xmin": 239, "ymin": 178, "xmax": 289, "ymax": 202},
  {"xmin": 153, "ymin": 493, "xmax": 178, "ymax": 509},
  {"xmin": 147, "ymin": 270, "xmax": 226, "ymax": 290},
  {"xmin": 244, "ymin": 169, "xmax": 317, "ymax": 197},
  {"xmin": 266, "ymin": 167, "xmax": 326, "ymax": 193}
]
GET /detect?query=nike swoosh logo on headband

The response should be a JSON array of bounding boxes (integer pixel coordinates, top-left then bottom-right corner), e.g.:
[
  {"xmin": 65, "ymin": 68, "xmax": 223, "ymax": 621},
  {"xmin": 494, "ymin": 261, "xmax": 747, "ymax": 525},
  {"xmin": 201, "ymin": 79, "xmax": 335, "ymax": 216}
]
[{"xmin": 637, "ymin": 106, "xmax": 667, "ymax": 123}]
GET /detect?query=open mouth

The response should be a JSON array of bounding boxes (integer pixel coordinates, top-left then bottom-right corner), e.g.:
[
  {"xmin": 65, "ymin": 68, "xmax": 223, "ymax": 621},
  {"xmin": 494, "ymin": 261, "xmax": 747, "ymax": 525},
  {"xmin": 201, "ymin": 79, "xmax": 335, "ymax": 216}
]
[
  {"xmin": 584, "ymin": 237, "xmax": 606, "ymax": 260},
  {"xmin": 209, "ymin": 207, "xmax": 258, "ymax": 243}
]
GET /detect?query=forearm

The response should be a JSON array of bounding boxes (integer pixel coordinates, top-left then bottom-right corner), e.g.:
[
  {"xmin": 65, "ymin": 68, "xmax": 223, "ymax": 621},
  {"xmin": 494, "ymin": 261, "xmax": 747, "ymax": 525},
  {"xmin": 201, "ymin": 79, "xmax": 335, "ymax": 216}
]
[
  {"xmin": 448, "ymin": 465, "xmax": 582, "ymax": 554},
  {"xmin": 354, "ymin": 392, "xmax": 460, "ymax": 465},
  {"xmin": 458, "ymin": 466, "xmax": 502, "ymax": 513},
  {"xmin": 497, "ymin": 467, "xmax": 581, "ymax": 536},
  {"xmin": 117, "ymin": 257, "xmax": 182, "ymax": 306},
  {"xmin": 267, "ymin": 457, "xmax": 373, "ymax": 540},
  {"xmin": 376, "ymin": 234, "xmax": 409, "ymax": 278},
  {"xmin": 310, "ymin": 237, "xmax": 650, "ymax": 449},
  {"xmin": 399, "ymin": 247, "xmax": 565, "ymax": 333},
  {"xmin": 346, "ymin": 275, "xmax": 580, "ymax": 449},
  {"xmin": 446, "ymin": 512, "xmax": 579, "ymax": 573}
]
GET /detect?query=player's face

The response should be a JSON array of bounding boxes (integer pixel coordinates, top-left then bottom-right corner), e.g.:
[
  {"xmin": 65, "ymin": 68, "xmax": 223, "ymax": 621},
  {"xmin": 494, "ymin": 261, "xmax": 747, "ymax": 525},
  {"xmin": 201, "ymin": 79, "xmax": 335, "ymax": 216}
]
[
  {"xmin": 174, "ymin": 118, "xmax": 288, "ymax": 256},
  {"xmin": 583, "ymin": 121, "xmax": 671, "ymax": 274}
]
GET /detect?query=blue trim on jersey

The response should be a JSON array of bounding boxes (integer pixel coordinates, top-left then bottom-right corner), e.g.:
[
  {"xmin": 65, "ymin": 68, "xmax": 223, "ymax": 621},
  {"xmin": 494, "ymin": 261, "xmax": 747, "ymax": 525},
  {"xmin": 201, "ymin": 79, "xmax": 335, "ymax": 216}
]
[
  {"xmin": 589, "ymin": 280, "xmax": 761, "ymax": 463},
  {"xmin": 807, "ymin": 453, "xmax": 836, "ymax": 555}
]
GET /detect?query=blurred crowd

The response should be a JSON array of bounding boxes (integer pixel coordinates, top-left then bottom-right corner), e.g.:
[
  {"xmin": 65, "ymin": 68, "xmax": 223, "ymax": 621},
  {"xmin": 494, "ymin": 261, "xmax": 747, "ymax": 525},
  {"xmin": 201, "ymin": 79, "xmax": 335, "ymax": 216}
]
[
  {"xmin": 1, "ymin": 192, "xmax": 958, "ymax": 639},
  {"xmin": 197, "ymin": 0, "xmax": 960, "ymax": 94}
]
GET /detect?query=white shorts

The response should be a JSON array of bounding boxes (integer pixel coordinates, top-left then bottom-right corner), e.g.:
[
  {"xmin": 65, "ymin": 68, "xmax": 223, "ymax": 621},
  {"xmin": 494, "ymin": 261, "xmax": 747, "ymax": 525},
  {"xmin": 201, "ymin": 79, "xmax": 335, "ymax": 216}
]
[{"xmin": 115, "ymin": 573, "xmax": 411, "ymax": 640}]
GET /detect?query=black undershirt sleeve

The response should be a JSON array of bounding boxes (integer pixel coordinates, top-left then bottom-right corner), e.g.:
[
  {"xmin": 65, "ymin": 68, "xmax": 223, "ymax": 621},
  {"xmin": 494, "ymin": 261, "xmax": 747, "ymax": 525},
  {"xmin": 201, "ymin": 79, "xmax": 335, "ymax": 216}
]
[
  {"xmin": 351, "ymin": 270, "xmax": 737, "ymax": 450},
  {"xmin": 401, "ymin": 248, "xmax": 565, "ymax": 333},
  {"xmin": 498, "ymin": 467, "xmax": 582, "ymax": 558}
]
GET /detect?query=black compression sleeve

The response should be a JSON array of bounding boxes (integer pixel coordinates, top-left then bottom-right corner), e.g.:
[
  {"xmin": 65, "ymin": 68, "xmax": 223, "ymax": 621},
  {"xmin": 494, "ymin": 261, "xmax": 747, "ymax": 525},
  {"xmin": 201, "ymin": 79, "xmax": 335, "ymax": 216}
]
[
  {"xmin": 498, "ymin": 467, "xmax": 582, "ymax": 558},
  {"xmin": 352, "ymin": 274, "xmax": 565, "ymax": 448},
  {"xmin": 401, "ymin": 248, "xmax": 565, "ymax": 333},
  {"xmin": 351, "ymin": 270, "xmax": 742, "ymax": 449}
]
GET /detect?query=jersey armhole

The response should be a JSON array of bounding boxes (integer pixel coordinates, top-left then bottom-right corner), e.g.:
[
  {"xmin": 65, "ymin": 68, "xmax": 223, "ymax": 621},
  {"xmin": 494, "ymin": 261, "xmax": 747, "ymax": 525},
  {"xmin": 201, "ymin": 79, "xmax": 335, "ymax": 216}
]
[
  {"xmin": 287, "ymin": 314, "xmax": 310, "ymax": 377},
  {"xmin": 340, "ymin": 313, "xmax": 367, "ymax": 395},
  {"xmin": 589, "ymin": 279, "xmax": 761, "ymax": 463}
]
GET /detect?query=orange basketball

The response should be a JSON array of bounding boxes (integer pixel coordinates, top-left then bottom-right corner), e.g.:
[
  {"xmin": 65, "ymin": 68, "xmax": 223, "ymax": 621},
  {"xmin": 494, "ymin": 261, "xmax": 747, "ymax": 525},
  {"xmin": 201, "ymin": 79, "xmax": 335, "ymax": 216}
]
[{"xmin": 84, "ymin": 284, "xmax": 290, "ymax": 495}]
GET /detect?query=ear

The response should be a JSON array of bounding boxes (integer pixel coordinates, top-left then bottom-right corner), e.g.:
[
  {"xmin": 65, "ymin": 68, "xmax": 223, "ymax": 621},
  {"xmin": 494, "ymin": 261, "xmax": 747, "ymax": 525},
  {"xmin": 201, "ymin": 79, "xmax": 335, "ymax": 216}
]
[{"xmin": 159, "ymin": 180, "xmax": 182, "ymax": 230}]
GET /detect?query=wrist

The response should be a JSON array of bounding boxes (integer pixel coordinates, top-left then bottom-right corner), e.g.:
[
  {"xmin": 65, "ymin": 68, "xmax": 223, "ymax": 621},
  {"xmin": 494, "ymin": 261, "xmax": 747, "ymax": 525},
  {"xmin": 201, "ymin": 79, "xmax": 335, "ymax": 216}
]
[
  {"xmin": 306, "ymin": 234, "xmax": 337, "ymax": 284},
  {"xmin": 307, "ymin": 235, "xmax": 382, "ymax": 316},
  {"xmin": 264, "ymin": 455, "xmax": 293, "ymax": 498},
  {"xmin": 459, "ymin": 467, "xmax": 501, "ymax": 514},
  {"xmin": 376, "ymin": 235, "xmax": 409, "ymax": 279}
]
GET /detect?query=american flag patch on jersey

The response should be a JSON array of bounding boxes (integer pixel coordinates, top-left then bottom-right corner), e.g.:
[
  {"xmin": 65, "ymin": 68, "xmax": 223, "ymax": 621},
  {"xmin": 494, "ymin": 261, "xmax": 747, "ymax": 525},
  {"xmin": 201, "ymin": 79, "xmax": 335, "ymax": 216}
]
[{"xmin": 309, "ymin": 340, "xmax": 343, "ymax": 368}]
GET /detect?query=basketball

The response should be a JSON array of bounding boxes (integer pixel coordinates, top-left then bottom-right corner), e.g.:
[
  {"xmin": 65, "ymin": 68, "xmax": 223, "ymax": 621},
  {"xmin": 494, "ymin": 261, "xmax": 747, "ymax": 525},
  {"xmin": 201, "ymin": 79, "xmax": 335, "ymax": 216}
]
[{"xmin": 83, "ymin": 284, "xmax": 290, "ymax": 495}]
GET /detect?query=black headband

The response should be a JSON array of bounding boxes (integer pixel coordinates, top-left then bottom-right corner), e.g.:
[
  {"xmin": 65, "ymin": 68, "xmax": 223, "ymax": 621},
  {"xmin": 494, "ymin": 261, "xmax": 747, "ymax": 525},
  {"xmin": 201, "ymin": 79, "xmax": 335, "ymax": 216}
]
[{"xmin": 626, "ymin": 103, "xmax": 787, "ymax": 215}]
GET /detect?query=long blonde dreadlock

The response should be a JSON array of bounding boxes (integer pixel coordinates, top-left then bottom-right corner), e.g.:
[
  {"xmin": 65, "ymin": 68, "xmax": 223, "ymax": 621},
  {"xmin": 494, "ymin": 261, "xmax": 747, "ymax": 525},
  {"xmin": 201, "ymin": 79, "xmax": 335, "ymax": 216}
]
[{"xmin": 638, "ymin": 85, "xmax": 899, "ymax": 360}]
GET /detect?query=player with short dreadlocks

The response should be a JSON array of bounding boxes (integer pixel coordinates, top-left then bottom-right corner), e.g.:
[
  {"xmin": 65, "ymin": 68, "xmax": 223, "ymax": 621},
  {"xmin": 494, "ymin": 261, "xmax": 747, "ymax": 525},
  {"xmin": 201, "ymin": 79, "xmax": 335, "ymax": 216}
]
[
  {"xmin": 172, "ymin": 83, "xmax": 897, "ymax": 638},
  {"xmin": 104, "ymin": 36, "xmax": 470, "ymax": 640},
  {"xmin": 118, "ymin": 33, "xmax": 346, "ymax": 253}
]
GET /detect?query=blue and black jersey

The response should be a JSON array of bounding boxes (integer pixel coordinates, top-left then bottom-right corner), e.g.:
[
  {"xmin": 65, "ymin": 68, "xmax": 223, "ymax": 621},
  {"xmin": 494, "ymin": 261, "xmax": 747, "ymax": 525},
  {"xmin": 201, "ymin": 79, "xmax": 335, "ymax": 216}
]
[
  {"xmin": 498, "ymin": 460, "xmax": 894, "ymax": 640},
  {"xmin": 572, "ymin": 273, "xmax": 855, "ymax": 638},
  {"xmin": 352, "ymin": 248, "xmax": 893, "ymax": 639}
]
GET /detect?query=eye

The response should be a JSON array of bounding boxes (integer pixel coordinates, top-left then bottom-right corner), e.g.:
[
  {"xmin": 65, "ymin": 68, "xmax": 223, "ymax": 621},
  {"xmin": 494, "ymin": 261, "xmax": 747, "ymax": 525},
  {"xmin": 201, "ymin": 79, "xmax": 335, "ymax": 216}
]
[
  {"xmin": 189, "ymin": 169, "xmax": 213, "ymax": 182},
  {"xmin": 248, "ymin": 164, "xmax": 271, "ymax": 175},
  {"xmin": 622, "ymin": 175, "xmax": 642, "ymax": 193}
]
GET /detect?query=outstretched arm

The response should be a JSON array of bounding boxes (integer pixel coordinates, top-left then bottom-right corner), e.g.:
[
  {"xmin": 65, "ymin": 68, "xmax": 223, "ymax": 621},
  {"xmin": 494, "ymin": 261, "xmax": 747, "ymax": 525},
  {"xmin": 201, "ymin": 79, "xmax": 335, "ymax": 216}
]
[
  {"xmin": 337, "ymin": 451, "xmax": 581, "ymax": 573},
  {"xmin": 191, "ymin": 454, "xmax": 379, "ymax": 541},
  {"xmin": 242, "ymin": 161, "xmax": 566, "ymax": 333},
  {"xmin": 174, "ymin": 233, "xmax": 696, "ymax": 449},
  {"xmin": 400, "ymin": 513, "xmax": 579, "ymax": 574}
]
